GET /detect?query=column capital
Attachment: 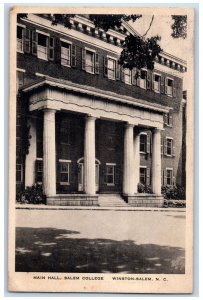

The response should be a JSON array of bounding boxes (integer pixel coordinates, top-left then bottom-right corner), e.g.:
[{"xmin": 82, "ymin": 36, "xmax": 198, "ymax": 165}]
[
  {"xmin": 85, "ymin": 114, "xmax": 96, "ymax": 121},
  {"xmin": 43, "ymin": 108, "xmax": 56, "ymax": 114},
  {"xmin": 125, "ymin": 122, "xmax": 134, "ymax": 129},
  {"xmin": 152, "ymin": 127, "xmax": 162, "ymax": 134}
]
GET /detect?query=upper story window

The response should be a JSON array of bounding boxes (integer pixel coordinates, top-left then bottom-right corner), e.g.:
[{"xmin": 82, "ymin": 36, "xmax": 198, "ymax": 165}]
[
  {"xmin": 17, "ymin": 25, "xmax": 24, "ymax": 53},
  {"xmin": 37, "ymin": 32, "xmax": 48, "ymax": 60},
  {"xmin": 61, "ymin": 41, "xmax": 71, "ymax": 67},
  {"xmin": 16, "ymin": 69, "xmax": 25, "ymax": 90},
  {"xmin": 152, "ymin": 73, "xmax": 161, "ymax": 93},
  {"xmin": 124, "ymin": 69, "xmax": 132, "ymax": 85},
  {"xmin": 139, "ymin": 167, "xmax": 150, "ymax": 185},
  {"xmin": 107, "ymin": 58, "xmax": 116, "ymax": 80},
  {"xmin": 139, "ymin": 70, "xmax": 147, "ymax": 89},
  {"xmin": 82, "ymin": 48, "xmax": 99, "ymax": 74},
  {"xmin": 165, "ymin": 78, "xmax": 174, "ymax": 97},
  {"xmin": 164, "ymin": 112, "xmax": 173, "ymax": 126}
]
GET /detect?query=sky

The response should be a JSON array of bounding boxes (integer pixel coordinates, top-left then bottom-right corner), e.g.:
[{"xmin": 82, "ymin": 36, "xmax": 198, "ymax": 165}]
[{"xmin": 130, "ymin": 15, "xmax": 189, "ymax": 61}]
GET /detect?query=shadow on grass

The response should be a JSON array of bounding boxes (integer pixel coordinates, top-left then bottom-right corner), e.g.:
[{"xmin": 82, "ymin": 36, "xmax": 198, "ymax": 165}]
[{"xmin": 15, "ymin": 227, "xmax": 185, "ymax": 274}]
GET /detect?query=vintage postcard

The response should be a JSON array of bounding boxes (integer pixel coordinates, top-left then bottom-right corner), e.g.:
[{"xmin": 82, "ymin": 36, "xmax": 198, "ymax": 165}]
[{"xmin": 8, "ymin": 6, "xmax": 194, "ymax": 293}]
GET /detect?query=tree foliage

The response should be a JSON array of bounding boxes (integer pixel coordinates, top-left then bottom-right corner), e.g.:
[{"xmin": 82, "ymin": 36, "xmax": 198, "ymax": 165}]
[
  {"xmin": 171, "ymin": 15, "xmax": 187, "ymax": 39},
  {"xmin": 119, "ymin": 34, "xmax": 162, "ymax": 70}
]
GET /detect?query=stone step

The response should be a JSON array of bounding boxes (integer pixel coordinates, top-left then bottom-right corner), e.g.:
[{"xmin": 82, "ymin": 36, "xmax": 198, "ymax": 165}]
[{"xmin": 98, "ymin": 194, "xmax": 129, "ymax": 207}]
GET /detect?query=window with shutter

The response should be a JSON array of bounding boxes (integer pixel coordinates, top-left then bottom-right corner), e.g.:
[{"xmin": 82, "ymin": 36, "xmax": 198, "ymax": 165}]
[
  {"xmin": 166, "ymin": 168, "xmax": 173, "ymax": 185},
  {"xmin": 116, "ymin": 62, "xmax": 120, "ymax": 80},
  {"xmin": 164, "ymin": 112, "xmax": 173, "ymax": 127},
  {"xmin": 105, "ymin": 164, "xmax": 116, "ymax": 185},
  {"xmin": 49, "ymin": 37, "xmax": 55, "ymax": 61},
  {"xmin": 140, "ymin": 167, "xmax": 147, "ymax": 184},
  {"xmin": 124, "ymin": 69, "xmax": 132, "ymax": 85},
  {"xmin": 153, "ymin": 73, "xmax": 161, "ymax": 93},
  {"xmin": 140, "ymin": 133, "xmax": 147, "ymax": 153},
  {"xmin": 165, "ymin": 137, "xmax": 173, "ymax": 156},
  {"xmin": 58, "ymin": 160, "xmax": 71, "ymax": 185},
  {"xmin": 165, "ymin": 78, "xmax": 174, "ymax": 97},
  {"xmin": 85, "ymin": 49, "xmax": 95, "ymax": 73},
  {"xmin": 140, "ymin": 70, "xmax": 147, "ymax": 89},
  {"xmin": 107, "ymin": 58, "xmax": 116, "ymax": 80},
  {"xmin": 61, "ymin": 41, "xmax": 71, "ymax": 66}
]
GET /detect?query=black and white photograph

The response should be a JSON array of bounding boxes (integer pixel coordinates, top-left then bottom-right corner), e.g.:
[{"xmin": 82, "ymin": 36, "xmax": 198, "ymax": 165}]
[{"xmin": 8, "ymin": 6, "xmax": 194, "ymax": 293}]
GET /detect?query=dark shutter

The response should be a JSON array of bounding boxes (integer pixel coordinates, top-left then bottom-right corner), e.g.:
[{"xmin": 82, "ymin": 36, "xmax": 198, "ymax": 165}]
[
  {"xmin": 173, "ymin": 81, "xmax": 177, "ymax": 97},
  {"xmin": 164, "ymin": 113, "xmax": 168, "ymax": 125},
  {"xmin": 146, "ymin": 70, "xmax": 152, "ymax": 90},
  {"xmin": 49, "ymin": 37, "xmax": 54, "ymax": 61},
  {"xmin": 165, "ymin": 78, "xmax": 168, "ymax": 94},
  {"xmin": 146, "ymin": 133, "xmax": 151, "ymax": 154},
  {"xmin": 163, "ymin": 169, "xmax": 167, "ymax": 185},
  {"xmin": 82, "ymin": 48, "xmax": 86, "ymax": 70},
  {"xmin": 152, "ymin": 73, "xmax": 155, "ymax": 91},
  {"xmin": 169, "ymin": 114, "xmax": 173, "ymax": 126},
  {"xmin": 120, "ymin": 66, "xmax": 125, "ymax": 82},
  {"xmin": 164, "ymin": 138, "xmax": 167, "ymax": 156},
  {"xmin": 132, "ymin": 68, "xmax": 136, "ymax": 85},
  {"xmin": 172, "ymin": 140, "xmax": 175, "ymax": 157},
  {"xmin": 103, "ymin": 57, "xmax": 108, "ymax": 77},
  {"xmin": 24, "ymin": 28, "xmax": 31, "ymax": 53},
  {"xmin": 160, "ymin": 76, "xmax": 165, "ymax": 94},
  {"xmin": 54, "ymin": 38, "xmax": 61, "ymax": 63},
  {"xmin": 115, "ymin": 167, "xmax": 120, "ymax": 185},
  {"xmin": 32, "ymin": 30, "xmax": 37, "ymax": 55},
  {"xmin": 116, "ymin": 62, "xmax": 120, "ymax": 80},
  {"xmin": 136, "ymin": 71, "xmax": 140, "ymax": 87},
  {"xmin": 71, "ymin": 45, "xmax": 76, "ymax": 67},
  {"xmin": 161, "ymin": 137, "xmax": 163, "ymax": 155},
  {"xmin": 95, "ymin": 52, "xmax": 99, "ymax": 74},
  {"xmin": 146, "ymin": 167, "xmax": 150, "ymax": 185}
]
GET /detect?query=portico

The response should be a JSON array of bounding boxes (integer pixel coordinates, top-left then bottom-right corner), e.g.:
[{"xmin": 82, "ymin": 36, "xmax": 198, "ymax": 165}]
[{"xmin": 23, "ymin": 76, "xmax": 169, "ymax": 207}]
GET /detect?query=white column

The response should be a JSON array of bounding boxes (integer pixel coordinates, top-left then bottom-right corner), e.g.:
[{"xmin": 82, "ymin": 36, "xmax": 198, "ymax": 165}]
[
  {"xmin": 152, "ymin": 128, "xmax": 161, "ymax": 194},
  {"xmin": 123, "ymin": 123, "xmax": 134, "ymax": 195},
  {"xmin": 133, "ymin": 130, "xmax": 140, "ymax": 193},
  {"xmin": 84, "ymin": 115, "xmax": 96, "ymax": 195},
  {"xmin": 25, "ymin": 117, "xmax": 36, "ymax": 187},
  {"xmin": 43, "ymin": 109, "xmax": 56, "ymax": 197}
]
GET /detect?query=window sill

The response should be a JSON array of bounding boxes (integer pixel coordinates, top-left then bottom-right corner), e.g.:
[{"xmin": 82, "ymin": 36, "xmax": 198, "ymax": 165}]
[
  {"xmin": 108, "ymin": 77, "xmax": 116, "ymax": 81},
  {"xmin": 106, "ymin": 183, "xmax": 115, "ymax": 186},
  {"xmin": 85, "ymin": 70, "xmax": 95, "ymax": 75},
  {"xmin": 59, "ymin": 182, "xmax": 70, "ymax": 186},
  {"xmin": 37, "ymin": 56, "xmax": 48, "ymax": 61},
  {"xmin": 17, "ymin": 50, "xmax": 24, "ymax": 54},
  {"xmin": 61, "ymin": 63, "xmax": 71, "ymax": 68},
  {"xmin": 140, "ymin": 151, "xmax": 147, "ymax": 154}
]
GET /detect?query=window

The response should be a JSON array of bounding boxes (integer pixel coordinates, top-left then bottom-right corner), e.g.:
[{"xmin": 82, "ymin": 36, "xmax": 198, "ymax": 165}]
[
  {"xmin": 153, "ymin": 73, "xmax": 161, "ymax": 93},
  {"xmin": 37, "ymin": 33, "xmax": 48, "ymax": 60},
  {"xmin": 85, "ymin": 49, "xmax": 95, "ymax": 73},
  {"xmin": 61, "ymin": 41, "xmax": 71, "ymax": 66},
  {"xmin": 140, "ymin": 133, "xmax": 151, "ymax": 154},
  {"xmin": 165, "ymin": 78, "xmax": 174, "ymax": 96},
  {"xmin": 16, "ymin": 163, "xmax": 23, "ymax": 183},
  {"xmin": 166, "ymin": 138, "xmax": 173, "ymax": 156},
  {"xmin": 17, "ymin": 26, "xmax": 24, "ymax": 52},
  {"xmin": 164, "ymin": 113, "xmax": 173, "ymax": 126},
  {"xmin": 105, "ymin": 164, "xmax": 116, "ymax": 185},
  {"xmin": 166, "ymin": 169, "xmax": 173, "ymax": 185},
  {"xmin": 36, "ymin": 159, "xmax": 43, "ymax": 183},
  {"xmin": 107, "ymin": 58, "xmax": 116, "ymax": 80},
  {"xmin": 82, "ymin": 48, "xmax": 99, "ymax": 74},
  {"xmin": 124, "ymin": 69, "xmax": 132, "ymax": 85},
  {"xmin": 140, "ymin": 134, "xmax": 147, "ymax": 153},
  {"xmin": 140, "ymin": 167, "xmax": 147, "ymax": 184},
  {"xmin": 140, "ymin": 70, "xmax": 147, "ymax": 89},
  {"xmin": 59, "ymin": 160, "xmax": 70, "ymax": 185}
]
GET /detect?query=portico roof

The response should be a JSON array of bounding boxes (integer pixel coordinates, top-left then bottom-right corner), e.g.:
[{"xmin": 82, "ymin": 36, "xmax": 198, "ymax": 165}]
[{"xmin": 22, "ymin": 76, "xmax": 171, "ymax": 114}]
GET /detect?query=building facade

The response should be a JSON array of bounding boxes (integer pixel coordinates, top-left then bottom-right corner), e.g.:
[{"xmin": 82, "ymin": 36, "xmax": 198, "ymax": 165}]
[{"xmin": 16, "ymin": 14, "xmax": 187, "ymax": 207}]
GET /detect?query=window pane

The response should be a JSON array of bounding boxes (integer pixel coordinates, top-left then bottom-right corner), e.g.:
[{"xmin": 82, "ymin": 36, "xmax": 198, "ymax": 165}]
[
  {"xmin": 140, "ymin": 135, "xmax": 146, "ymax": 152},
  {"xmin": 38, "ymin": 33, "xmax": 47, "ymax": 46},
  {"xmin": 17, "ymin": 27, "xmax": 23, "ymax": 39},
  {"xmin": 61, "ymin": 173, "xmax": 69, "ymax": 182},
  {"xmin": 86, "ymin": 50, "xmax": 94, "ymax": 73},
  {"xmin": 108, "ymin": 59, "xmax": 115, "ymax": 79}
]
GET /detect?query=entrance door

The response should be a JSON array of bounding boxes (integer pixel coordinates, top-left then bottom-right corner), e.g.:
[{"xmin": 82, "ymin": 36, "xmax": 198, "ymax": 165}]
[{"xmin": 77, "ymin": 158, "xmax": 100, "ymax": 192}]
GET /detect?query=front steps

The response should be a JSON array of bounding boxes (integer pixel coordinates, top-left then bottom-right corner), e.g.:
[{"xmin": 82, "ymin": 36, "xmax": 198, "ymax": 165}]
[{"xmin": 98, "ymin": 194, "xmax": 129, "ymax": 207}]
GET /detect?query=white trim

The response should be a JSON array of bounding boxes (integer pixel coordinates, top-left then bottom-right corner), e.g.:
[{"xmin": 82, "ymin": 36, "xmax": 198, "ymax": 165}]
[
  {"xmin": 36, "ymin": 157, "xmax": 43, "ymax": 161},
  {"xmin": 17, "ymin": 68, "xmax": 26, "ymax": 73},
  {"xmin": 35, "ymin": 72, "xmax": 46, "ymax": 77},
  {"xmin": 36, "ymin": 29, "xmax": 50, "ymax": 37},
  {"xmin": 140, "ymin": 166, "xmax": 147, "ymax": 169},
  {"xmin": 107, "ymin": 54, "xmax": 117, "ymax": 60},
  {"xmin": 106, "ymin": 163, "xmax": 116, "ymax": 166},
  {"xmin": 17, "ymin": 23, "xmax": 26, "ymax": 28},
  {"xmin": 85, "ymin": 46, "xmax": 96, "ymax": 53},
  {"xmin": 60, "ymin": 38, "xmax": 72, "ymax": 44},
  {"xmin": 59, "ymin": 159, "xmax": 71, "ymax": 163}
]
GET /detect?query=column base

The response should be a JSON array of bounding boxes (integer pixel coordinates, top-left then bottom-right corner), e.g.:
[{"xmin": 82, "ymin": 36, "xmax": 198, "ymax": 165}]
[
  {"xmin": 46, "ymin": 194, "xmax": 99, "ymax": 206},
  {"xmin": 123, "ymin": 194, "xmax": 164, "ymax": 208}
]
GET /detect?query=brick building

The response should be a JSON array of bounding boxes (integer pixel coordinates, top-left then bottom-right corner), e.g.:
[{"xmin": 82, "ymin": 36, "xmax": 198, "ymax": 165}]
[{"xmin": 16, "ymin": 14, "xmax": 187, "ymax": 207}]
